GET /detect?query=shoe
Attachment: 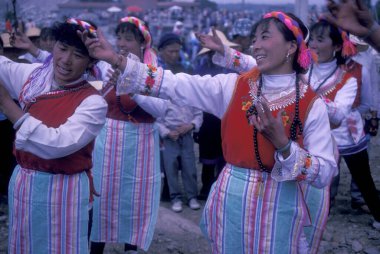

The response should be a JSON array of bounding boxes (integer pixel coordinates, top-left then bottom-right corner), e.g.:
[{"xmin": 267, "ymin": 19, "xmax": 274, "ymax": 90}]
[
  {"xmin": 171, "ymin": 200, "xmax": 183, "ymax": 213},
  {"xmin": 351, "ymin": 201, "xmax": 370, "ymax": 214},
  {"xmin": 372, "ymin": 220, "xmax": 380, "ymax": 230},
  {"xmin": 188, "ymin": 198, "xmax": 201, "ymax": 210}
]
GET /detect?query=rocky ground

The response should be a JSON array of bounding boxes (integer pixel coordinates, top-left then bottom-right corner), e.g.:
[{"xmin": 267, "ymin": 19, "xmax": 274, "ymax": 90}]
[{"xmin": 1, "ymin": 139, "xmax": 380, "ymax": 254}]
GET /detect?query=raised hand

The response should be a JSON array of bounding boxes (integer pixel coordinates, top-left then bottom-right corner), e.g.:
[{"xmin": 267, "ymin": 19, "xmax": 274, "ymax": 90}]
[
  {"xmin": 250, "ymin": 97, "xmax": 289, "ymax": 150},
  {"xmin": 77, "ymin": 28, "xmax": 118, "ymax": 64},
  {"xmin": 10, "ymin": 32, "xmax": 38, "ymax": 53},
  {"xmin": 323, "ymin": 0, "xmax": 374, "ymax": 38},
  {"xmin": 196, "ymin": 27, "xmax": 225, "ymax": 55}
]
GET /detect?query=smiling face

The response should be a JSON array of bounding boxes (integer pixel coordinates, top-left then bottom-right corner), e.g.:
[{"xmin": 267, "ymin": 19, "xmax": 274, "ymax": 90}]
[
  {"xmin": 116, "ymin": 31, "xmax": 144, "ymax": 58},
  {"xmin": 52, "ymin": 41, "xmax": 92, "ymax": 86},
  {"xmin": 251, "ymin": 20, "xmax": 296, "ymax": 75},
  {"xmin": 308, "ymin": 27, "xmax": 340, "ymax": 64}
]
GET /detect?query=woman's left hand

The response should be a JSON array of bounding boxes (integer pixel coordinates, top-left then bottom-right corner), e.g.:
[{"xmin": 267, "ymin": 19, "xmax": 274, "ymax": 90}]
[{"xmin": 250, "ymin": 98, "xmax": 289, "ymax": 149}]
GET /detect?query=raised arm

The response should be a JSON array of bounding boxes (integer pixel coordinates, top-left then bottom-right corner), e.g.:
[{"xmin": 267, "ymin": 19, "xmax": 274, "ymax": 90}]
[
  {"xmin": 80, "ymin": 28, "xmax": 238, "ymax": 118},
  {"xmin": 323, "ymin": 0, "xmax": 380, "ymax": 52},
  {"xmin": 10, "ymin": 32, "xmax": 50, "ymax": 62}
]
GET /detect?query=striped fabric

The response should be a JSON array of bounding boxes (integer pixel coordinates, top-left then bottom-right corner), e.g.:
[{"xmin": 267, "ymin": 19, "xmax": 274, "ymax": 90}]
[
  {"xmin": 301, "ymin": 183, "xmax": 330, "ymax": 254},
  {"xmin": 200, "ymin": 164, "xmax": 310, "ymax": 254},
  {"xmin": 8, "ymin": 166, "xmax": 90, "ymax": 254},
  {"xmin": 90, "ymin": 118, "xmax": 161, "ymax": 251}
]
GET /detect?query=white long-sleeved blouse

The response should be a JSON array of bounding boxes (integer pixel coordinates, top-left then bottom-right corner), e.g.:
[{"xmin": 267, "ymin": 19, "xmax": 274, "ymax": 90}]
[
  {"xmin": 97, "ymin": 59, "xmax": 167, "ymax": 118},
  {"xmin": 0, "ymin": 56, "xmax": 108, "ymax": 160},
  {"xmin": 116, "ymin": 58, "xmax": 338, "ymax": 188}
]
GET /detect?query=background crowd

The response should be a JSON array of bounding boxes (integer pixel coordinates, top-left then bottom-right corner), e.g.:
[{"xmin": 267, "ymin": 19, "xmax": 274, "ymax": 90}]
[{"xmin": 0, "ymin": 0, "xmax": 380, "ymax": 253}]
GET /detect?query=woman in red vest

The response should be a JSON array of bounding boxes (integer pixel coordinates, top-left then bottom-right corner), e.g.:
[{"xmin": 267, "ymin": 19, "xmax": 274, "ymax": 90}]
[
  {"xmin": 89, "ymin": 17, "xmax": 166, "ymax": 254},
  {"xmin": 0, "ymin": 20, "xmax": 107, "ymax": 253},
  {"xmin": 308, "ymin": 20, "xmax": 380, "ymax": 229},
  {"xmin": 80, "ymin": 12, "xmax": 337, "ymax": 253}
]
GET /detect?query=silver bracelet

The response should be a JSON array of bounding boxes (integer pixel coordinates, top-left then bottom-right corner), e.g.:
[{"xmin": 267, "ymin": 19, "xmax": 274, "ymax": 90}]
[{"xmin": 276, "ymin": 139, "xmax": 292, "ymax": 153}]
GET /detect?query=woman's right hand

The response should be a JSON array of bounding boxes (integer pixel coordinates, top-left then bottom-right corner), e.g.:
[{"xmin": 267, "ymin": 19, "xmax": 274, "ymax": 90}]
[
  {"xmin": 78, "ymin": 28, "xmax": 119, "ymax": 64},
  {"xmin": 10, "ymin": 32, "xmax": 39, "ymax": 53},
  {"xmin": 196, "ymin": 28, "xmax": 225, "ymax": 55},
  {"xmin": 323, "ymin": 0, "xmax": 373, "ymax": 38}
]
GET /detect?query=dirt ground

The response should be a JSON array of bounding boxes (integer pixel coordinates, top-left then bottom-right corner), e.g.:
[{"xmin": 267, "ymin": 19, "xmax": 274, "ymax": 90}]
[{"xmin": 1, "ymin": 139, "xmax": 380, "ymax": 254}]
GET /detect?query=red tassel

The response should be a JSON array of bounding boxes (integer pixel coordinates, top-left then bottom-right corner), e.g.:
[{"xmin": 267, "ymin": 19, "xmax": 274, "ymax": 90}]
[{"xmin": 342, "ymin": 39, "xmax": 357, "ymax": 57}]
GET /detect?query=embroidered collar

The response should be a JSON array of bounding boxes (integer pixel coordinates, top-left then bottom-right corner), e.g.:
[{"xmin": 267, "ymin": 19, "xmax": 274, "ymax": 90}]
[
  {"xmin": 248, "ymin": 73, "xmax": 308, "ymax": 111},
  {"xmin": 313, "ymin": 67, "xmax": 344, "ymax": 96}
]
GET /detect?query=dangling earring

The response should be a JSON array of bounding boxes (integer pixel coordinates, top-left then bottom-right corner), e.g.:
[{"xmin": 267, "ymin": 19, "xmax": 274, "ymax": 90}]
[
  {"xmin": 332, "ymin": 50, "xmax": 336, "ymax": 58},
  {"xmin": 140, "ymin": 46, "xmax": 144, "ymax": 62},
  {"xmin": 286, "ymin": 52, "xmax": 290, "ymax": 62}
]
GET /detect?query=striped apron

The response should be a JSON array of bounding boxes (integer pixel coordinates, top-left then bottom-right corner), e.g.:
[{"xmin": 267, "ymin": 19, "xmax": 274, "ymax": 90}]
[
  {"xmin": 200, "ymin": 164, "xmax": 310, "ymax": 254},
  {"xmin": 8, "ymin": 166, "xmax": 90, "ymax": 254},
  {"xmin": 90, "ymin": 118, "xmax": 161, "ymax": 251},
  {"xmin": 301, "ymin": 183, "xmax": 330, "ymax": 254}
]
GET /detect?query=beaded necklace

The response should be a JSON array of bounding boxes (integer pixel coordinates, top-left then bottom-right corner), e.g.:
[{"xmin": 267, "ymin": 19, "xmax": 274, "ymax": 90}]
[
  {"xmin": 246, "ymin": 74, "xmax": 303, "ymax": 172},
  {"xmin": 309, "ymin": 64, "xmax": 340, "ymax": 93}
]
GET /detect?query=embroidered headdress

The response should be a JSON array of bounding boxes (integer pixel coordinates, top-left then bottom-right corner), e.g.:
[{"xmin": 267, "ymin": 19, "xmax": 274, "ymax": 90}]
[
  {"xmin": 66, "ymin": 18, "xmax": 97, "ymax": 37},
  {"xmin": 119, "ymin": 16, "xmax": 157, "ymax": 65},
  {"xmin": 263, "ymin": 11, "xmax": 317, "ymax": 69}
]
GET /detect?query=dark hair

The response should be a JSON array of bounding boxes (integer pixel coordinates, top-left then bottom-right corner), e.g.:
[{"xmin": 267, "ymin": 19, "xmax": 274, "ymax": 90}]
[
  {"xmin": 158, "ymin": 33, "xmax": 182, "ymax": 50},
  {"xmin": 51, "ymin": 20, "xmax": 97, "ymax": 56},
  {"xmin": 309, "ymin": 20, "xmax": 345, "ymax": 65},
  {"xmin": 40, "ymin": 27, "xmax": 54, "ymax": 41},
  {"xmin": 115, "ymin": 22, "xmax": 145, "ymax": 44},
  {"xmin": 0, "ymin": 35, "xmax": 3, "ymax": 49},
  {"xmin": 251, "ymin": 13, "xmax": 309, "ymax": 73}
]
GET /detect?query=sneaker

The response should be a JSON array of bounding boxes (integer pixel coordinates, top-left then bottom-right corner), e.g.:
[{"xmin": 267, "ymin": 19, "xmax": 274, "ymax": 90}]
[
  {"xmin": 171, "ymin": 200, "xmax": 183, "ymax": 213},
  {"xmin": 188, "ymin": 198, "xmax": 201, "ymax": 210},
  {"xmin": 372, "ymin": 220, "xmax": 380, "ymax": 230}
]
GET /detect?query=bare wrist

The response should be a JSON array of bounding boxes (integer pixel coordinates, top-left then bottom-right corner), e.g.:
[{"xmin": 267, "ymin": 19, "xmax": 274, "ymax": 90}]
[
  {"xmin": 360, "ymin": 22, "xmax": 380, "ymax": 41},
  {"xmin": 29, "ymin": 46, "xmax": 40, "ymax": 57},
  {"xmin": 276, "ymin": 139, "xmax": 292, "ymax": 153}
]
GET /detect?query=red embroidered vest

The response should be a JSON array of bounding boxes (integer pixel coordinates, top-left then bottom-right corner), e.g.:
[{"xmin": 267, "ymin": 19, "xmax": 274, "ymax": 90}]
[
  {"xmin": 221, "ymin": 69, "xmax": 317, "ymax": 170},
  {"xmin": 319, "ymin": 67, "xmax": 354, "ymax": 102},
  {"xmin": 15, "ymin": 82, "xmax": 99, "ymax": 174},
  {"xmin": 103, "ymin": 86, "xmax": 155, "ymax": 123},
  {"xmin": 342, "ymin": 61, "xmax": 362, "ymax": 108}
]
